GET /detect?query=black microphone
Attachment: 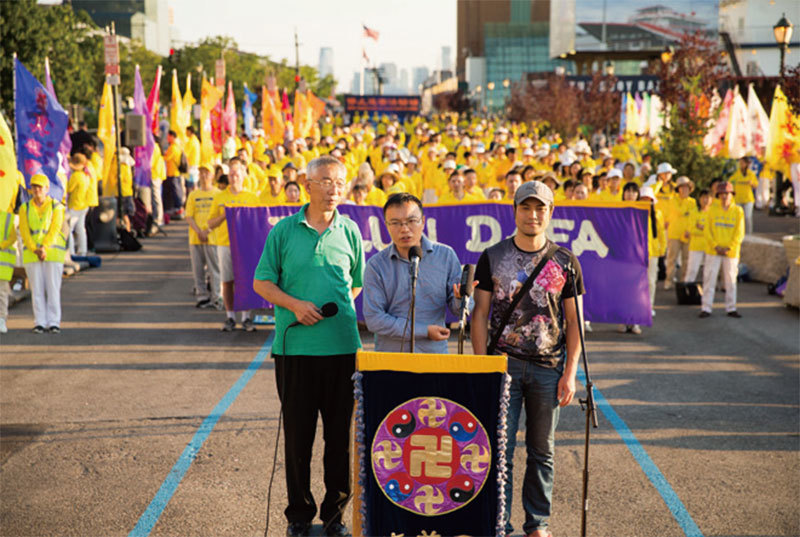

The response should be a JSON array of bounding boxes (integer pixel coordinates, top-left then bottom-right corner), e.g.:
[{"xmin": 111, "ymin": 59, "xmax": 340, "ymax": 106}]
[
  {"xmin": 288, "ymin": 301, "xmax": 338, "ymax": 328},
  {"xmin": 409, "ymin": 245, "xmax": 422, "ymax": 278},
  {"xmin": 459, "ymin": 264, "xmax": 475, "ymax": 298}
]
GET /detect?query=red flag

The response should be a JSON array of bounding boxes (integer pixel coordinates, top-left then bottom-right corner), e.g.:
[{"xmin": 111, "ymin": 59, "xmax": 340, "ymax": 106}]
[
  {"xmin": 362, "ymin": 48, "xmax": 370, "ymax": 64},
  {"xmin": 363, "ymin": 24, "xmax": 379, "ymax": 41},
  {"xmin": 146, "ymin": 65, "xmax": 162, "ymax": 134},
  {"xmin": 223, "ymin": 80, "xmax": 236, "ymax": 136}
]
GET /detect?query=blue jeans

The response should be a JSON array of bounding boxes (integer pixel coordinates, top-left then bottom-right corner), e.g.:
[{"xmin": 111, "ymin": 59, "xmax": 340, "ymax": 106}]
[{"xmin": 503, "ymin": 357, "xmax": 562, "ymax": 535}]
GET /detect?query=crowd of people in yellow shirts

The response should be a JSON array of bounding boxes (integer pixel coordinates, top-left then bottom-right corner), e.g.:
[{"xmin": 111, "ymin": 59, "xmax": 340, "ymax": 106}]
[{"xmin": 0, "ymin": 112, "xmax": 755, "ymax": 335}]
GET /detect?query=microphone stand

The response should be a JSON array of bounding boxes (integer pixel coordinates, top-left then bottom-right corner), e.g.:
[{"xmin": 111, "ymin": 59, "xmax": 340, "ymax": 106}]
[
  {"xmin": 409, "ymin": 258, "xmax": 419, "ymax": 353},
  {"xmin": 569, "ymin": 261, "xmax": 598, "ymax": 537},
  {"xmin": 457, "ymin": 298, "xmax": 468, "ymax": 354}
]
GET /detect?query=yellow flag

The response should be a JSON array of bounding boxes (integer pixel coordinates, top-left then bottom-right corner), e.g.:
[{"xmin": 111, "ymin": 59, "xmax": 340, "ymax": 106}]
[
  {"xmin": 262, "ymin": 87, "xmax": 284, "ymax": 145},
  {"xmin": 182, "ymin": 73, "xmax": 196, "ymax": 142},
  {"xmin": 0, "ymin": 111, "xmax": 18, "ymax": 212},
  {"xmin": 170, "ymin": 70, "xmax": 184, "ymax": 144},
  {"xmin": 200, "ymin": 77, "xmax": 223, "ymax": 167},
  {"xmin": 294, "ymin": 90, "xmax": 314, "ymax": 139},
  {"xmin": 97, "ymin": 79, "xmax": 116, "ymax": 183},
  {"xmin": 765, "ymin": 85, "xmax": 800, "ymax": 175}
]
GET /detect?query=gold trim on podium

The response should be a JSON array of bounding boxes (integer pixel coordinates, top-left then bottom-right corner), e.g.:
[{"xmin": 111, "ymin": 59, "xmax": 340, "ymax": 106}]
[{"xmin": 356, "ymin": 351, "xmax": 507, "ymax": 374}]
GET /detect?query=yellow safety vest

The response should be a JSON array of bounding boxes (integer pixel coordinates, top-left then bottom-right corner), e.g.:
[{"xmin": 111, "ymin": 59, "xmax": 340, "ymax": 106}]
[
  {"xmin": 22, "ymin": 200, "xmax": 67, "ymax": 264},
  {"xmin": 0, "ymin": 211, "xmax": 16, "ymax": 281}
]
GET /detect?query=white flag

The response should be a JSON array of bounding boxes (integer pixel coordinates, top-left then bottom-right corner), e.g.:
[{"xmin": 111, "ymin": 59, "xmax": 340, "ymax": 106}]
[
  {"xmin": 726, "ymin": 88, "xmax": 750, "ymax": 159},
  {"xmin": 747, "ymin": 84, "xmax": 770, "ymax": 158}
]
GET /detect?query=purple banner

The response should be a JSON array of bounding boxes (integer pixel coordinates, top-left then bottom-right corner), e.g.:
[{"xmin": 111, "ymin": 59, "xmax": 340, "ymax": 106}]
[{"xmin": 227, "ymin": 202, "xmax": 651, "ymax": 325}]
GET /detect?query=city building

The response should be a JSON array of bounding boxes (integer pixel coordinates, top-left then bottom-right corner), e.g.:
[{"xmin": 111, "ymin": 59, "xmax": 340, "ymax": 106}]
[
  {"xmin": 318, "ymin": 47, "xmax": 334, "ymax": 79},
  {"xmin": 441, "ymin": 46, "xmax": 453, "ymax": 72},
  {"xmin": 719, "ymin": 0, "xmax": 799, "ymax": 76},
  {"xmin": 350, "ymin": 71, "xmax": 361, "ymax": 95},
  {"xmin": 411, "ymin": 66, "xmax": 430, "ymax": 94},
  {"xmin": 457, "ymin": 0, "xmax": 565, "ymax": 110},
  {"xmin": 70, "ymin": 0, "xmax": 171, "ymax": 56}
]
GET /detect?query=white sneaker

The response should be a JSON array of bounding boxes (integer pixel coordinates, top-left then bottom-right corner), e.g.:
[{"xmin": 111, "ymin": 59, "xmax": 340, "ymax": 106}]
[
  {"xmin": 630, "ymin": 324, "xmax": 642, "ymax": 335},
  {"xmin": 0, "ymin": 318, "xmax": 7, "ymax": 334},
  {"xmin": 584, "ymin": 321, "xmax": 593, "ymax": 333},
  {"xmin": 651, "ymin": 309, "xmax": 656, "ymax": 318}
]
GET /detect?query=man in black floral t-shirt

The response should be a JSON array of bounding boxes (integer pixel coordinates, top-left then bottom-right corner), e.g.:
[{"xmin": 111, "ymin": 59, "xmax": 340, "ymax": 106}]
[{"xmin": 472, "ymin": 181, "xmax": 584, "ymax": 537}]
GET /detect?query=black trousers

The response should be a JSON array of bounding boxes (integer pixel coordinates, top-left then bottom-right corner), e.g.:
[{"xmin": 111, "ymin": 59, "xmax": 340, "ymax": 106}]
[{"xmin": 274, "ymin": 353, "xmax": 355, "ymax": 525}]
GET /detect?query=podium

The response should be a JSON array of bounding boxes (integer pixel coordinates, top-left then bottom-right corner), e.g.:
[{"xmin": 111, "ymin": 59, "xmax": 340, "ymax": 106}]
[{"xmin": 352, "ymin": 351, "xmax": 509, "ymax": 537}]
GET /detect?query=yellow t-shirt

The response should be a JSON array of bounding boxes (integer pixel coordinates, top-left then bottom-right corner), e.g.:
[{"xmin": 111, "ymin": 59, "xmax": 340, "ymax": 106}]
[
  {"xmin": 67, "ymin": 170, "xmax": 90, "ymax": 211},
  {"xmin": 365, "ymin": 187, "xmax": 387, "ymax": 207},
  {"xmin": 688, "ymin": 208, "xmax": 709, "ymax": 252},
  {"xmin": 729, "ymin": 169, "xmax": 759, "ymax": 205},
  {"xmin": 185, "ymin": 188, "xmax": 217, "ymax": 245},
  {"xmin": 259, "ymin": 188, "xmax": 288, "ymax": 206},
  {"xmin": 104, "ymin": 163, "xmax": 133, "ymax": 197},
  {"xmin": 436, "ymin": 191, "xmax": 484, "ymax": 204},
  {"xmin": 666, "ymin": 197, "xmax": 697, "ymax": 242},
  {"xmin": 208, "ymin": 188, "xmax": 260, "ymax": 247},
  {"xmin": 185, "ymin": 135, "xmax": 201, "ymax": 167}
]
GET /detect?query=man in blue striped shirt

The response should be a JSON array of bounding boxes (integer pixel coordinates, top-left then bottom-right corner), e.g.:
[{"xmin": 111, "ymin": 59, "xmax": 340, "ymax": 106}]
[{"xmin": 363, "ymin": 193, "xmax": 463, "ymax": 353}]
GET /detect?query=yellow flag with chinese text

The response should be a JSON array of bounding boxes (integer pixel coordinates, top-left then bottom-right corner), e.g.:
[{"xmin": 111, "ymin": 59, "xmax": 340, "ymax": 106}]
[{"xmin": 200, "ymin": 77, "xmax": 223, "ymax": 167}]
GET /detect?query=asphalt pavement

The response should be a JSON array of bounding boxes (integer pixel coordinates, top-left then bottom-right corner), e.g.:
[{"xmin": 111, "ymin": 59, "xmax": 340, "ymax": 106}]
[{"xmin": 1, "ymin": 220, "xmax": 798, "ymax": 537}]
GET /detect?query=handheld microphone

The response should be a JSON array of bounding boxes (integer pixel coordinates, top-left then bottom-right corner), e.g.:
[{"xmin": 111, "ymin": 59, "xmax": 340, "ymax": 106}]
[
  {"xmin": 459, "ymin": 263, "xmax": 475, "ymax": 298},
  {"xmin": 288, "ymin": 301, "xmax": 339, "ymax": 328},
  {"xmin": 408, "ymin": 245, "xmax": 422, "ymax": 278}
]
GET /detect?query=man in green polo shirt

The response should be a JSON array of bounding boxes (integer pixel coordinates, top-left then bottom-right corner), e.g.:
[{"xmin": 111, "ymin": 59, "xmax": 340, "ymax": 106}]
[{"xmin": 253, "ymin": 155, "xmax": 363, "ymax": 537}]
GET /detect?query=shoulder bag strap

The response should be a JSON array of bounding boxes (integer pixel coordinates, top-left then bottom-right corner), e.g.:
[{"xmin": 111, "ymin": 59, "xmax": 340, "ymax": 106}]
[{"xmin": 487, "ymin": 243, "xmax": 559, "ymax": 356}]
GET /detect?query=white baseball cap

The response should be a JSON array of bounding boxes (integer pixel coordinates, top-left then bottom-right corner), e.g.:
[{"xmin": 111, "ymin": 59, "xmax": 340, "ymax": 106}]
[
  {"xmin": 657, "ymin": 162, "xmax": 677, "ymax": 175},
  {"xmin": 443, "ymin": 160, "xmax": 457, "ymax": 170},
  {"xmin": 607, "ymin": 169, "xmax": 623, "ymax": 179},
  {"xmin": 639, "ymin": 186, "xmax": 655, "ymax": 200}
]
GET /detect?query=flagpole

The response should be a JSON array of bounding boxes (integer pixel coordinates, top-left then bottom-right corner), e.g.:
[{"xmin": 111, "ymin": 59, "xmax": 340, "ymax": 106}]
[{"xmin": 110, "ymin": 24, "xmax": 123, "ymax": 220}]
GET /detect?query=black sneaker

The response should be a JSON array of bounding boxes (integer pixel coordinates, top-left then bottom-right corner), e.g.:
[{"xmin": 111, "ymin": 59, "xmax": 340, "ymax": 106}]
[
  {"xmin": 241, "ymin": 318, "xmax": 256, "ymax": 332},
  {"xmin": 698, "ymin": 311, "xmax": 711, "ymax": 318},
  {"xmin": 727, "ymin": 311, "xmax": 742, "ymax": 318},
  {"xmin": 32, "ymin": 325, "xmax": 45, "ymax": 334},
  {"xmin": 286, "ymin": 522, "xmax": 311, "ymax": 537},
  {"xmin": 49, "ymin": 326, "xmax": 61, "ymax": 334},
  {"xmin": 323, "ymin": 521, "xmax": 350, "ymax": 536},
  {"xmin": 195, "ymin": 298, "xmax": 211, "ymax": 308},
  {"xmin": 221, "ymin": 318, "xmax": 236, "ymax": 332}
]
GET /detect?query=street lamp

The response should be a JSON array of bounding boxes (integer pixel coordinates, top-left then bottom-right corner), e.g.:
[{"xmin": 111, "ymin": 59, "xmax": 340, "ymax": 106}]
[
  {"xmin": 487, "ymin": 81, "xmax": 495, "ymax": 90},
  {"xmin": 774, "ymin": 13, "xmax": 793, "ymax": 77}
]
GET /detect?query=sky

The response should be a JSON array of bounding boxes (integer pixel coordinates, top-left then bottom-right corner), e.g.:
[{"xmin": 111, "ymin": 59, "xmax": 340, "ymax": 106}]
[{"xmin": 168, "ymin": 0, "xmax": 457, "ymax": 93}]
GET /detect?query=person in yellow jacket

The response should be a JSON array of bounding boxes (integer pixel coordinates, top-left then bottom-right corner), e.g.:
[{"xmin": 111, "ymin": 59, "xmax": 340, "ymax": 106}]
[
  {"xmin": 684, "ymin": 188, "xmax": 712, "ymax": 283},
  {"xmin": 699, "ymin": 181, "xmax": 745, "ymax": 318},
  {"xmin": 207, "ymin": 157, "xmax": 260, "ymax": 332},
  {"xmin": 186, "ymin": 165, "xmax": 221, "ymax": 309},
  {"xmin": 66, "ymin": 153, "xmax": 91, "ymax": 260},
  {"xmin": 150, "ymin": 140, "xmax": 167, "ymax": 226},
  {"xmin": 663, "ymin": 176, "xmax": 697, "ymax": 289},
  {"xmin": 104, "ymin": 147, "xmax": 136, "ymax": 232},
  {"xmin": 19, "ymin": 174, "xmax": 68, "ymax": 333},
  {"xmin": 729, "ymin": 156, "xmax": 759, "ymax": 234},
  {"xmin": 0, "ymin": 178, "xmax": 20, "ymax": 334},
  {"xmin": 258, "ymin": 173, "xmax": 288, "ymax": 206},
  {"xmin": 184, "ymin": 126, "xmax": 201, "ymax": 194},
  {"xmin": 639, "ymin": 186, "xmax": 666, "ymax": 318},
  {"xmin": 436, "ymin": 170, "xmax": 483, "ymax": 204}
]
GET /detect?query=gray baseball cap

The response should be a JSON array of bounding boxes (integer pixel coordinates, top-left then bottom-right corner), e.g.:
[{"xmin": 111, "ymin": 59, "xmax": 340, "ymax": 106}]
[{"xmin": 514, "ymin": 180, "xmax": 554, "ymax": 206}]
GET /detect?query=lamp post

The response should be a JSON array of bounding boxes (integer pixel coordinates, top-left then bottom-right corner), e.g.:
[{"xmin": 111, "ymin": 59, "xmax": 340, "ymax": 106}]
[{"xmin": 773, "ymin": 13, "xmax": 793, "ymax": 77}]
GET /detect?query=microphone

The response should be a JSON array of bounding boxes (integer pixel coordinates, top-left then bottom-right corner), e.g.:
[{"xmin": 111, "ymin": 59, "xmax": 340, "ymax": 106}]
[
  {"xmin": 409, "ymin": 245, "xmax": 422, "ymax": 278},
  {"xmin": 459, "ymin": 264, "xmax": 475, "ymax": 298},
  {"xmin": 288, "ymin": 301, "xmax": 339, "ymax": 328}
]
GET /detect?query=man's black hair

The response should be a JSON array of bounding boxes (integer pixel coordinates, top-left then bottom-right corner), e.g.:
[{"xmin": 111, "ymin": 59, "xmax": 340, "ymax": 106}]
[
  {"xmin": 168, "ymin": 129, "xmax": 177, "ymax": 137},
  {"xmin": 383, "ymin": 192, "xmax": 423, "ymax": 216}
]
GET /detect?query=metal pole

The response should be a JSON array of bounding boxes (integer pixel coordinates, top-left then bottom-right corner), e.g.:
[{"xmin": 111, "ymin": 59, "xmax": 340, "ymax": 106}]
[
  {"xmin": 111, "ymin": 24, "xmax": 123, "ymax": 222},
  {"xmin": 779, "ymin": 44, "xmax": 786, "ymax": 77},
  {"xmin": 294, "ymin": 28, "xmax": 300, "ymax": 93}
]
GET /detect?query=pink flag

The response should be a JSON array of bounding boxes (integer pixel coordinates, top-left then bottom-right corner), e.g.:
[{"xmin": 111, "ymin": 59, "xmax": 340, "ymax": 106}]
[
  {"xmin": 747, "ymin": 84, "xmax": 770, "ymax": 158},
  {"xmin": 133, "ymin": 66, "xmax": 155, "ymax": 187},
  {"xmin": 223, "ymin": 81, "xmax": 236, "ymax": 136},
  {"xmin": 44, "ymin": 57, "xmax": 72, "ymax": 175},
  {"xmin": 704, "ymin": 89, "xmax": 733, "ymax": 156},
  {"xmin": 146, "ymin": 65, "xmax": 162, "ymax": 135}
]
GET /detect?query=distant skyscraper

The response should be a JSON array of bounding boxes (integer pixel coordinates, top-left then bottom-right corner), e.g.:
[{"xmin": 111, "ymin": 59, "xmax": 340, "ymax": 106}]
[
  {"xmin": 379, "ymin": 62, "xmax": 398, "ymax": 92},
  {"xmin": 441, "ymin": 46, "xmax": 452, "ymax": 71},
  {"xmin": 363, "ymin": 67, "xmax": 377, "ymax": 95},
  {"xmin": 351, "ymin": 71, "xmax": 361, "ymax": 95},
  {"xmin": 411, "ymin": 66, "xmax": 430, "ymax": 93},
  {"xmin": 318, "ymin": 47, "xmax": 334, "ymax": 79},
  {"xmin": 70, "ymin": 0, "xmax": 171, "ymax": 55},
  {"xmin": 399, "ymin": 69, "xmax": 409, "ymax": 95}
]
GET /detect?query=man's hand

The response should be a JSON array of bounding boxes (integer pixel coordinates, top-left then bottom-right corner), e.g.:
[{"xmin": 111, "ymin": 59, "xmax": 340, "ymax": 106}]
[
  {"xmin": 427, "ymin": 325, "xmax": 450, "ymax": 341},
  {"xmin": 36, "ymin": 247, "xmax": 47, "ymax": 261},
  {"xmin": 715, "ymin": 246, "xmax": 729, "ymax": 256},
  {"xmin": 683, "ymin": 231, "xmax": 690, "ymax": 241},
  {"xmin": 557, "ymin": 374, "xmax": 576, "ymax": 407},
  {"xmin": 290, "ymin": 300, "xmax": 323, "ymax": 326},
  {"xmin": 197, "ymin": 229, "xmax": 208, "ymax": 243}
]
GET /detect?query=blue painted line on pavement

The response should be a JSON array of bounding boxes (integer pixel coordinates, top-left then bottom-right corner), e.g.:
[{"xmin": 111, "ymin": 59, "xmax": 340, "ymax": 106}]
[
  {"xmin": 578, "ymin": 368, "xmax": 704, "ymax": 537},
  {"xmin": 129, "ymin": 333, "xmax": 274, "ymax": 537}
]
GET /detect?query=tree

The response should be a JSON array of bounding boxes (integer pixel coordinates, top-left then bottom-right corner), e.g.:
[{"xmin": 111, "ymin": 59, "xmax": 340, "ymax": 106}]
[
  {"xmin": 652, "ymin": 33, "xmax": 730, "ymax": 188},
  {"xmin": 0, "ymin": 0, "xmax": 99, "ymax": 122}
]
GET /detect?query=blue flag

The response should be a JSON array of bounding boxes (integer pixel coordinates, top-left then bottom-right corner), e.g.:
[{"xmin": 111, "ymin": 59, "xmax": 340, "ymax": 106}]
[
  {"xmin": 242, "ymin": 84, "xmax": 258, "ymax": 138},
  {"xmin": 15, "ymin": 58, "xmax": 69, "ymax": 202},
  {"xmin": 619, "ymin": 92, "xmax": 627, "ymax": 137}
]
